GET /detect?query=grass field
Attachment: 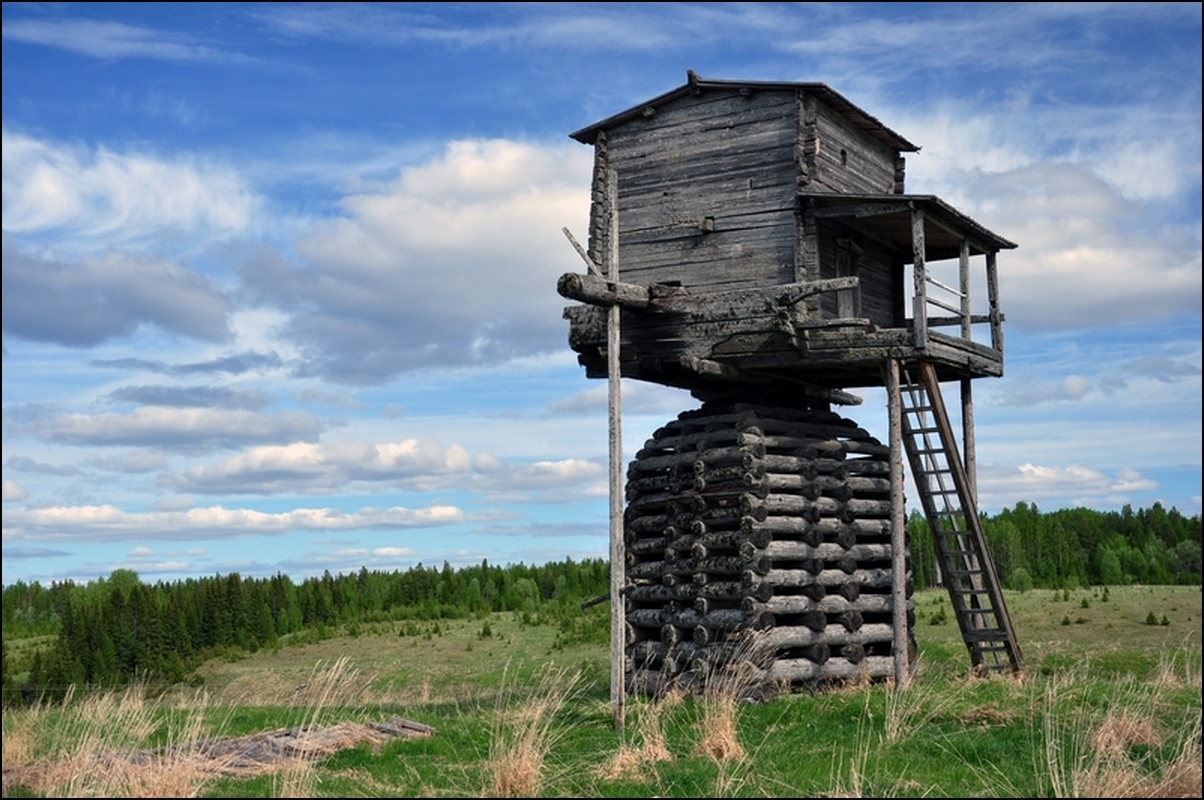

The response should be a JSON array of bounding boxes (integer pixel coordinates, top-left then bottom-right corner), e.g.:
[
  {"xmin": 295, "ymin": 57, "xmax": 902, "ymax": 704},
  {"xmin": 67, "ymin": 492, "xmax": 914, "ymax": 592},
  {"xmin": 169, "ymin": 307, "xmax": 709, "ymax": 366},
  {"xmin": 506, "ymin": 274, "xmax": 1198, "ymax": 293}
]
[{"xmin": 3, "ymin": 584, "xmax": 1200, "ymax": 797}]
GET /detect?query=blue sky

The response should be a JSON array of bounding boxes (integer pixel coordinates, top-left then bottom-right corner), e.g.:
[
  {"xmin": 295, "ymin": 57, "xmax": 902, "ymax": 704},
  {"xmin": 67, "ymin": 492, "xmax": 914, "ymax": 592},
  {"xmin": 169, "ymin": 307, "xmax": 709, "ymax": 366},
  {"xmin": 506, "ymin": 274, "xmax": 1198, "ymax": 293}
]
[{"xmin": 2, "ymin": 2, "xmax": 1200, "ymax": 586}]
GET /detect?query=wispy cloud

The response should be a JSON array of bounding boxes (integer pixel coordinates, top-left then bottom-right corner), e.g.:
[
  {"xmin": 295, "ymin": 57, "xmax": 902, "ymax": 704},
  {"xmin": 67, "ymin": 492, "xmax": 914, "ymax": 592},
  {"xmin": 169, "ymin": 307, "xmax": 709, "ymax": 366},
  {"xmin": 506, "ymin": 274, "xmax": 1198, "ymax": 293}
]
[
  {"xmin": 3, "ymin": 479, "xmax": 29, "ymax": 502},
  {"xmin": 24, "ymin": 407, "xmax": 324, "ymax": 450},
  {"xmin": 2, "ymin": 17, "xmax": 254, "ymax": 63},
  {"xmin": 977, "ymin": 462, "xmax": 1160, "ymax": 511},
  {"xmin": 165, "ymin": 438, "xmax": 472, "ymax": 495},
  {"xmin": 2, "ymin": 131, "xmax": 259, "ymax": 243},
  {"xmin": 3, "ymin": 502, "xmax": 465, "ymax": 543},
  {"xmin": 91, "ymin": 351, "xmax": 287, "ymax": 377},
  {"xmin": 104, "ymin": 384, "xmax": 274, "ymax": 410},
  {"xmin": 2, "ymin": 236, "xmax": 232, "ymax": 346},
  {"xmin": 241, "ymin": 138, "xmax": 592, "ymax": 383}
]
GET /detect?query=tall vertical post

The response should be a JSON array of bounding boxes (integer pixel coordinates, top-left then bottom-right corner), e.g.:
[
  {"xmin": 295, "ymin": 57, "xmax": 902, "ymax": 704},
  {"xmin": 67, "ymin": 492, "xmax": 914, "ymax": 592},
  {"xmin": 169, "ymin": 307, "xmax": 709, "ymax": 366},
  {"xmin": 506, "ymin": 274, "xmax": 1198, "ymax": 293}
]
[
  {"xmin": 986, "ymin": 251, "xmax": 1003, "ymax": 353},
  {"xmin": 606, "ymin": 170, "xmax": 625, "ymax": 730},
  {"xmin": 959, "ymin": 238, "xmax": 972, "ymax": 341},
  {"xmin": 961, "ymin": 379, "xmax": 977, "ymax": 510},
  {"xmin": 886, "ymin": 358, "xmax": 910, "ymax": 691},
  {"xmin": 910, "ymin": 204, "xmax": 927, "ymax": 348}
]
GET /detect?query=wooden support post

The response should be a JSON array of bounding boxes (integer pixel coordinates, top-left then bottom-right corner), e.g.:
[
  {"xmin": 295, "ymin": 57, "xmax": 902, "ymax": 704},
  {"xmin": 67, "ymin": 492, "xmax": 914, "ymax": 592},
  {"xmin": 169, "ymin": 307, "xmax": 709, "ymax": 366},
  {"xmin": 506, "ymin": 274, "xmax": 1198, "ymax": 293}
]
[
  {"xmin": 910, "ymin": 205, "xmax": 927, "ymax": 348},
  {"xmin": 886, "ymin": 358, "xmax": 910, "ymax": 691},
  {"xmin": 961, "ymin": 378, "xmax": 977, "ymax": 511},
  {"xmin": 959, "ymin": 238, "xmax": 972, "ymax": 341},
  {"xmin": 986, "ymin": 251, "xmax": 1003, "ymax": 353},
  {"xmin": 606, "ymin": 169, "xmax": 626, "ymax": 730}
]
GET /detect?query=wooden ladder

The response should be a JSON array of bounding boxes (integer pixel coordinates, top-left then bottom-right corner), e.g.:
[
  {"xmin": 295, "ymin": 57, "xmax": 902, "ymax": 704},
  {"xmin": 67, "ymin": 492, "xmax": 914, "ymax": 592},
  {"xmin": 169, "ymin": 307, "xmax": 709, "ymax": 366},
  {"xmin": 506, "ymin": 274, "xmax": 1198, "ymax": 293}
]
[{"xmin": 898, "ymin": 361, "xmax": 1024, "ymax": 674}]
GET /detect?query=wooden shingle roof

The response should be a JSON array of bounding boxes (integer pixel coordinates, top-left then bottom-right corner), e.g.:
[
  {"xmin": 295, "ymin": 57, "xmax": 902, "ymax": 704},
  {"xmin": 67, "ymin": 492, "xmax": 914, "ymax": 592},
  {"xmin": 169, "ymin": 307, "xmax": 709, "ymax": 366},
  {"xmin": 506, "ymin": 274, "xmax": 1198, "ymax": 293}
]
[{"xmin": 570, "ymin": 70, "xmax": 921, "ymax": 153}]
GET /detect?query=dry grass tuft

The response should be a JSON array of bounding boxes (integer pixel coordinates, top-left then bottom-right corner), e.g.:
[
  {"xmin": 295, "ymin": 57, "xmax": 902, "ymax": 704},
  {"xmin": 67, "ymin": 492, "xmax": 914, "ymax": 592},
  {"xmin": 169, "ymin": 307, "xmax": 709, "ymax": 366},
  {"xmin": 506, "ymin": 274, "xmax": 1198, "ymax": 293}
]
[
  {"xmin": 1, "ymin": 683, "xmax": 221, "ymax": 798},
  {"xmin": 1090, "ymin": 709, "xmax": 1159, "ymax": 756},
  {"xmin": 596, "ymin": 696, "xmax": 675, "ymax": 782},
  {"xmin": 1043, "ymin": 666, "xmax": 1202, "ymax": 799},
  {"xmin": 693, "ymin": 691, "xmax": 746, "ymax": 763},
  {"xmin": 484, "ymin": 662, "xmax": 583, "ymax": 798},
  {"xmin": 688, "ymin": 634, "xmax": 773, "ymax": 766}
]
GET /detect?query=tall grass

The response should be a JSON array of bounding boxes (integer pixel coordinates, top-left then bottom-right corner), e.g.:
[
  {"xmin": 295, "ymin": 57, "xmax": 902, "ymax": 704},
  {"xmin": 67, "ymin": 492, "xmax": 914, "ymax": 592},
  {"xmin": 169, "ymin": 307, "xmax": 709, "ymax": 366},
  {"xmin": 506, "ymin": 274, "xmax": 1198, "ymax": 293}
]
[
  {"xmin": 483, "ymin": 662, "xmax": 584, "ymax": 797},
  {"xmin": 1, "ymin": 683, "xmax": 219, "ymax": 798},
  {"xmin": 596, "ymin": 693, "xmax": 677, "ymax": 782},
  {"xmin": 1041, "ymin": 650, "xmax": 1202, "ymax": 799}
]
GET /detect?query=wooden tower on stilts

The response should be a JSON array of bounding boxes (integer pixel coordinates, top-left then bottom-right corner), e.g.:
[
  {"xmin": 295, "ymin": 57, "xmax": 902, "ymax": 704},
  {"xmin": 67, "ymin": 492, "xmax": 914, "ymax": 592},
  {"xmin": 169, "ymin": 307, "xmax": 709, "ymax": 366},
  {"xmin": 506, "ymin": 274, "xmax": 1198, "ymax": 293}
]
[{"xmin": 558, "ymin": 73, "xmax": 1024, "ymax": 723}]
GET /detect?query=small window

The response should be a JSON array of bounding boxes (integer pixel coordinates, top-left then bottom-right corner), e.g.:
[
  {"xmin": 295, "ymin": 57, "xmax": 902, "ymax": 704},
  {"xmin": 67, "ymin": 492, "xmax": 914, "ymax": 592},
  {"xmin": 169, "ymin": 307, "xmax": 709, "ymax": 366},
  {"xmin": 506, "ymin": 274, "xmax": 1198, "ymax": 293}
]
[{"xmin": 840, "ymin": 149, "xmax": 848, "ymax": 167}]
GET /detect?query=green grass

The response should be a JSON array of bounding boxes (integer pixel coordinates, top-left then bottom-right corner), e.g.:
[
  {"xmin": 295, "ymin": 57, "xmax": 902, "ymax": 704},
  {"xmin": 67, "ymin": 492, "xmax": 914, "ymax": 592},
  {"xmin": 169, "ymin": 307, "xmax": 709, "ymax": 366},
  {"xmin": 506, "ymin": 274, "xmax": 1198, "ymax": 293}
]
[{"xmin": 3, "ymin": 586, "xmax": 1200, "ymax": 797}]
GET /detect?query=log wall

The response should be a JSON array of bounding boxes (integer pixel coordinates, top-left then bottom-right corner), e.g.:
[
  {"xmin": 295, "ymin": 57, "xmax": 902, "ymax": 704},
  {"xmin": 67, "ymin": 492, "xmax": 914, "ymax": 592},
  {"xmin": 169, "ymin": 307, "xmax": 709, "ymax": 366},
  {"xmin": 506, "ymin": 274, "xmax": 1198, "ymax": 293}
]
[{"xmin": 623, "ymin": 401, "xmax": 915, "ymax": 699}]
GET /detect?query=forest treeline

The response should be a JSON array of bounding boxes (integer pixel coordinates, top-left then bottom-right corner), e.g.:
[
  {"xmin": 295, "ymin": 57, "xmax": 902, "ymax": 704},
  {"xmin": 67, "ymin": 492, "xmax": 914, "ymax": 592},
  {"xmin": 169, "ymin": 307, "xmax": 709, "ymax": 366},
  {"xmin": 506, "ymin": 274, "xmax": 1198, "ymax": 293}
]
[
  {"xmin": 2, "ymin": 557, "xmax": 609, "ymax": 707},
  {"xmin": 2, "ymin": 501, "xmax": 1199, "ymax": 706}
]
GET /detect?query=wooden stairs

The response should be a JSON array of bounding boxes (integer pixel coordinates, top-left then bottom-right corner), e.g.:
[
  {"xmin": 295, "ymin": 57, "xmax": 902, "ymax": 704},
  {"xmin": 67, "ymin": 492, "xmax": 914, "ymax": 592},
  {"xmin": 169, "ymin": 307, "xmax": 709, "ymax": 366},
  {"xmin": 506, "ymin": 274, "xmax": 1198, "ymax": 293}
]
[{"xmin": 898, "ymin": 361, "xmax": 1024, "ymax": 674}]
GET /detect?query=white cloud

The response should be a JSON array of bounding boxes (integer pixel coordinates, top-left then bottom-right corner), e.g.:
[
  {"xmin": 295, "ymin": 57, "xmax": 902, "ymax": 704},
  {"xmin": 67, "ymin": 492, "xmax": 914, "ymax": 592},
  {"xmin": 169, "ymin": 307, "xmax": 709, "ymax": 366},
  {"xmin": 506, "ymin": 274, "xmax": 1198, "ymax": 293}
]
[
  {"xmin": 2, "ymin": 503, "xmax": 464, "ymax": 543},
  {"xmin": 242, "ymin": 138, "xmax": 592, "ymax": 383},
  {"xmin": 27, "ymin": 406, "xmax": 324, "ymax": 449},
  {"xmin": 373, "ymin": 546, "xmax": 417, "ymax": 557},
  {"xmin": 3, "ymin": 479, "xmax": 29, "ymax": 502},
  {"xmin": 966, "ymin": 164, "xmax": 1199, "ymax": 331},
  {"xmin": 548, "ymin": 381, "xmax": 695, "ymax": 416},
  {"xmin": 2, "ymin": 130, "xmax": 258, "ymax": 244},
  {"xmin": 2, "ymin": 235, "xmax": 232, "ymax": 345},
  {"xmin": 168, "ymin": 438, "xmax": 472, "ymax": 494},
  {"xmin": 473, "ymin": 457, "xmax": 607, "ymax": 502},
  {"xmin": 1, "ymin": 18, "xmax": 252, "ymax": 63},
  {"xmin": 975, "ymin": 462, "xmax": 1160, "ymax": 511},
  {"xmin": 991, "ymin": 374, "xmax": 1096, "ymax": 407}
]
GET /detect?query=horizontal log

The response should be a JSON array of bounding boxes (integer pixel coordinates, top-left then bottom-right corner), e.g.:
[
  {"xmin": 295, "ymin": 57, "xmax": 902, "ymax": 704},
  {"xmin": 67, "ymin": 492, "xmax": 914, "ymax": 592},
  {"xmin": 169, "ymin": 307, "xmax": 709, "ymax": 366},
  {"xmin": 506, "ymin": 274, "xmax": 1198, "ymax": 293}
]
[
  {"xmin": 628, "ymin": 535, "xmax": 669, "ymax": 556},
  {"xmin": 767, "ymin": 655, "xmax": 895, "ymax": 683},
  {"xmin": 743, "ymin": 494, "xmax": 893, "ymax": 519},
  {"xmin": 556, "ymin": 271, "xmax": 657, "ymax": 309},
  {"xmin": 761, "ymin": 622, "xmax": 895, "ymax": 650},
  {"xmin": 743, "ymin": 567, "xmax": 893, "ymax": 594},
  {"xmin": 626, "ymin": 582, "xmax": 700, "ymax": 604},
  {"xmin": 744, "ymin": 593, "xmax": 909, "ymax": 616},
  {"xmin": 626, "ymin": 667, "xmax": 676, "ymax": 697},
  {"xmin": 757, "ymin": 542, "xmax": 893, "ymax": 562}
]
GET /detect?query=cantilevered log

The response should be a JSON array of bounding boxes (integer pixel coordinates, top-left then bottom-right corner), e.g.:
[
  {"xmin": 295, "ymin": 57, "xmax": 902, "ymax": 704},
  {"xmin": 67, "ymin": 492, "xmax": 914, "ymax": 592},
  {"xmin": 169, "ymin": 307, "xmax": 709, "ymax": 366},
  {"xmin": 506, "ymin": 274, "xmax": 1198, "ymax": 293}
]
[{"xmin": 557, "ymin": 272, "xmax": 657, "ymax": 309}]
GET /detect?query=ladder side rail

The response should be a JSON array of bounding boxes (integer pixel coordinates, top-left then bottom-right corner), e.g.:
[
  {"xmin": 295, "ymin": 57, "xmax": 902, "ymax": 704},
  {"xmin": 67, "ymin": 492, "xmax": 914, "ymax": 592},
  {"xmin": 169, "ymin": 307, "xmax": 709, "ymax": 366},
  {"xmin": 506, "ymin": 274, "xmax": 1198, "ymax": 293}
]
[
  {"xmin": 917, "ymin": 363, "xmax": 1024, "ymax": 671},
  {"xmin": 897, "ymin": 369, "xmax": 985, "ymax": 656}
]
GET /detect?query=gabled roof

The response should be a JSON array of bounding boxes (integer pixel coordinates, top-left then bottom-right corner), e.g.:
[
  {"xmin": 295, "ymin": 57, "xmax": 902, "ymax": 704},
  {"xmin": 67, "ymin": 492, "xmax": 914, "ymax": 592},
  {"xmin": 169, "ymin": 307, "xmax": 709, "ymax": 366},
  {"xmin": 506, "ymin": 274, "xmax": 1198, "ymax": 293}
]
[{"xmin": 570, "ymin": 71, "xmax": 921, "ymax": 152}]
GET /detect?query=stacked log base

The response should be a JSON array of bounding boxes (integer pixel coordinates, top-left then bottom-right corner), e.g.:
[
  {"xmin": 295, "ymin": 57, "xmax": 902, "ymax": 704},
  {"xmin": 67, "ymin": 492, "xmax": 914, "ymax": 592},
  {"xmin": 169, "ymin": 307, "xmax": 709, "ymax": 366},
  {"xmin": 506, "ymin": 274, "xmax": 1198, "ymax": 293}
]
[{"xmin": 623, "ymin": 401, "xmax": 915, "ymax": 699}]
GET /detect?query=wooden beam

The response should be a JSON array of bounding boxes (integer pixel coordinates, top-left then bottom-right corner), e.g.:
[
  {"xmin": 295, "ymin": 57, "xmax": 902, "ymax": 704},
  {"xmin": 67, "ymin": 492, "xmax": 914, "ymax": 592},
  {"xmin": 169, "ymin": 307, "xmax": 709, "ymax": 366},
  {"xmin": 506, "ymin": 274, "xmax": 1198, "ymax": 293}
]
[
  {"xmin": 811, "ymin": 201, "xmax": 912, "ymax": 219},
  {"xmin": 961, "ymin": 378, "xmax": 977, "ymax": 509},
  {"xmin": 987, "ymin": 251, "xmax": 1003, "ymax": 353},
  {"xmin": 911, "ymin": 204, "xmax": 927, "ymax": 349},
  {"xmin": 886, "ymin": 359, "xmax": 910, "ymax": 692},
  {"xmin": 557, "ymin": 272, "xmax": 654, "ymax": 309},
  {"xmin": 606, "ymin": 170, "xmax": 625, "ymax": 730},
  {"xmin": 960, "ymin": 239, "xmax": 972, "ymax": 341},
  {"xmin": 562, "ymin": 227, "xmax": 602, "ymax": 276}
]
